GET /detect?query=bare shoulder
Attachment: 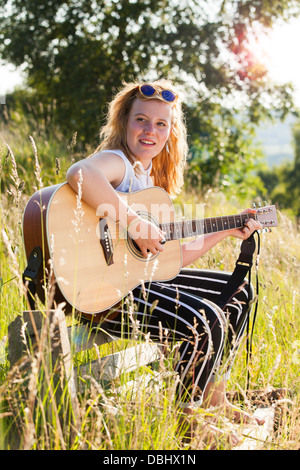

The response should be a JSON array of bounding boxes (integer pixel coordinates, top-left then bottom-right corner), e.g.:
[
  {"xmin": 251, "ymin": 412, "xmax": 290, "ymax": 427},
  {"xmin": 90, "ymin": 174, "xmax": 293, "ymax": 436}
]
[
  {"xmin": 87, "ymin": 151, "xmax": 126, "ymax": 186},
  {"xmin": 90, "ymin": 150, "xmax": 125, "ymax": 165}
]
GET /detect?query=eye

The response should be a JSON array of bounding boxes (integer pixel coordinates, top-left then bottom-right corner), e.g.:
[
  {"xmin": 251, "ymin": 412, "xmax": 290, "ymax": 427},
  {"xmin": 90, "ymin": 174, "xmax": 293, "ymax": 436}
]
[{"xmin": 157, "ymin": 121, "xmax": 166, "ymax": 127}]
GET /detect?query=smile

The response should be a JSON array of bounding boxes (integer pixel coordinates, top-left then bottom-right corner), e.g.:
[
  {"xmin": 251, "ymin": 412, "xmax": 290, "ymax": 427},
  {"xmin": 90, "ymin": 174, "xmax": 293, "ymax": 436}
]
[{"xmin": 139, "ymin": 139, "xmax": 155, "ymax": 146}]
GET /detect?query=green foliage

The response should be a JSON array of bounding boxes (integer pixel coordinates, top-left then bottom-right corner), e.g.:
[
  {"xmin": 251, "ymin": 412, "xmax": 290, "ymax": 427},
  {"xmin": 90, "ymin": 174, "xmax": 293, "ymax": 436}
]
[
  {"xmin": 288, "ymin": 121, "xmax": 300, "ymax": 216},
  {"xmin": 258, "ymin": 117, "xmax": 300, "ymax": 217},
  {"xmin": 0, "ymin": 0, "xmax": 298, "ymax": 144},
  {"xmin": 184, "ymin": 108, "xmax": 266, "ymax": 198},
  {"xmin": 0, "ymin": 114, "xmax": 82, "ymax": 196}
]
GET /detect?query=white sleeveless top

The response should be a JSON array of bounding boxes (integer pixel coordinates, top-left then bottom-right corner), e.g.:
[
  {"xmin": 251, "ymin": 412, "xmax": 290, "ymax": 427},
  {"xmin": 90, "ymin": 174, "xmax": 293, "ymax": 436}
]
[{"xmin": 101, "ymin": 149, "xmax": 153, "ymax": 192}]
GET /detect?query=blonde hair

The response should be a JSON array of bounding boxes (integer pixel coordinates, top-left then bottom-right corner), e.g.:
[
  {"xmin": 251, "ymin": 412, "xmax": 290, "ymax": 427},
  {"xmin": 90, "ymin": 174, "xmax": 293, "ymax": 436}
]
[{"xmin": 93, "ymin": 79, "xmax": 188, "ymax": 197}]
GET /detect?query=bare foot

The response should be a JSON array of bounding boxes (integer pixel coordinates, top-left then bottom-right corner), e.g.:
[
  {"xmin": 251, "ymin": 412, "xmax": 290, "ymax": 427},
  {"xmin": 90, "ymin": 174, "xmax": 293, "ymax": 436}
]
[
  {"xmin": 212, "ymin": 401, "xmax": 265, "ymax": 425},
  {"xmin": 203, "ymin": 380, "xmax": 265, "ymax": 426}
]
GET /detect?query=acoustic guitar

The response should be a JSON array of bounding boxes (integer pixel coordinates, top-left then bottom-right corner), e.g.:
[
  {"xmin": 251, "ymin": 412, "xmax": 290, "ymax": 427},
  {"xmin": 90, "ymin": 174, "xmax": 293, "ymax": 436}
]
[{"xmin": 22, "ymin": 183, "xmax": 278, "ymax": 316}]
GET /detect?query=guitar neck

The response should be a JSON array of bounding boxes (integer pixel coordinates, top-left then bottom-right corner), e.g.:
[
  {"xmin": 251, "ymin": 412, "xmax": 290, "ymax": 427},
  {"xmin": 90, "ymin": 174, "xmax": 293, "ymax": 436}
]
[{"xmin": 160, "ymin": 212, "xmax": 255, "ymax": 241}]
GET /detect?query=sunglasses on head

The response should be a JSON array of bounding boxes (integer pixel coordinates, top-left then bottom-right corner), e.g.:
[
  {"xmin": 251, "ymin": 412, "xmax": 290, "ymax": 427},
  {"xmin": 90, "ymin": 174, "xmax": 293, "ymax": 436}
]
[{"xmin": 138, "ymin": 84, "xmax": 178, "ymax": 103}]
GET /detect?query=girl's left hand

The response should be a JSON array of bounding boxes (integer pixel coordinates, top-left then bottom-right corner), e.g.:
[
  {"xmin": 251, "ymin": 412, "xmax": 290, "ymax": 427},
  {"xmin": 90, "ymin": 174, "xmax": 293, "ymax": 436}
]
[{"xmin": 228, "ymin": 209, "xmax": 262, "ymax": 240}]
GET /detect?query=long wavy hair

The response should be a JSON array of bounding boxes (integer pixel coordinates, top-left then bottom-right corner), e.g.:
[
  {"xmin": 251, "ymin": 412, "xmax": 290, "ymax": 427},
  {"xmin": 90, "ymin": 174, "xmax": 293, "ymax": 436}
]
[{"xmin": 92, "ymin": 79, "xmax": 188, "ymax": 197}]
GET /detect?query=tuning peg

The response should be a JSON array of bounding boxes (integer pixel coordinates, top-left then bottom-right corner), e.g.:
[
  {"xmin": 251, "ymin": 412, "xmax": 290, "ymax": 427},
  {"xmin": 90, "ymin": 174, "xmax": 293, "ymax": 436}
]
[
  {"xmin": 258, "ymin": 201, "xmax": 261, "ymax": 207},
  {"xmin": 253, "ymin": 202, "xmax": 256, "ymax": 209},
  {"xmin": 264, "ymin": 201, "xmax": 268, "ymax": 206}
]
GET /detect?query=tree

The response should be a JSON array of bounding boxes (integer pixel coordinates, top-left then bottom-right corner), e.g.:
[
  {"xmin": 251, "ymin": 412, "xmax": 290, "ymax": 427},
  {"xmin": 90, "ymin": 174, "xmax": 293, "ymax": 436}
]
[
  {"xmin": 286, "ymin": 122, "xmax": 300, "ymax": 216},
  {"xmin": 258, "ymin": 119, "xmax": 300, "ymax": 217},
  {"xmin": 1, "ymin": 0, "xmax": 300, "ymax": 190}
]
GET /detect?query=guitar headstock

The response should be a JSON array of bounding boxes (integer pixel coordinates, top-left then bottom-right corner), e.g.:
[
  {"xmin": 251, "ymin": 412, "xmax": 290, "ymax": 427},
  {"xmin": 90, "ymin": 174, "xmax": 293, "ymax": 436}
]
[{"xmin": 255, "ymin": 204, "xmax": 278, "ymax": 228}]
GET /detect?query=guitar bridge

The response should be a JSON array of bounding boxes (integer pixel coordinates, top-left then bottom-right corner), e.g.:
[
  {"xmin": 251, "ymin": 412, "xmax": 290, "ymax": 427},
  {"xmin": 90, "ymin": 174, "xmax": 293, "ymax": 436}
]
[{"xmin": 99, "ymin": 218, "xmax": 114, "ymax": 266}]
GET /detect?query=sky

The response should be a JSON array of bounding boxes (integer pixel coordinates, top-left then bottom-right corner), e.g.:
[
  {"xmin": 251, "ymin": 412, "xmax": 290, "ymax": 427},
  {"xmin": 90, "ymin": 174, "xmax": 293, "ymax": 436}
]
[{"xmin": 1, "ymin": 16, "xmax": 300, "ymax": 105}]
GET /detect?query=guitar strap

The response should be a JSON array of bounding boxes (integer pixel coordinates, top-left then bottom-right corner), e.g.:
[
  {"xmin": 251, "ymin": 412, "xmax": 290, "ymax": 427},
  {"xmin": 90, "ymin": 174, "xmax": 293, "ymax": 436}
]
[
  {"xmin": 22, "ymin": 246, "xmax": 43, "ymax": 311},
  {"xmin": 217, "ymin": 231, "xmax": 261, "ymax": 388},
  {"xmin": 217, "ymin": 233, "xmax": 257, "ymax": 309}
]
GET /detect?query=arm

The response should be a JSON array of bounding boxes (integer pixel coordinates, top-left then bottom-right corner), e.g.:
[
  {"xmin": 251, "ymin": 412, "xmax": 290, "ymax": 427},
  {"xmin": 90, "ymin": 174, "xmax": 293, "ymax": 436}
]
[
  {"xmin": 66, "ymin": 153, "xmax": 166, "ymax": 257},
  {"xmin": 66, "ymin": 152, "xmax": 126, "ymax": 215},
  {"xmin": 181, "ymin": 210, "xmax": 261, "ymax": 268}
]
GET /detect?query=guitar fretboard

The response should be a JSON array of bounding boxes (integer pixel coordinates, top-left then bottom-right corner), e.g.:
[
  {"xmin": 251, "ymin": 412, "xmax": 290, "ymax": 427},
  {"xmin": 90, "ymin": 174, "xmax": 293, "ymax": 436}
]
[{"xmin": 160, "ymin": 213, "xmax": 255, "ymax": 241}]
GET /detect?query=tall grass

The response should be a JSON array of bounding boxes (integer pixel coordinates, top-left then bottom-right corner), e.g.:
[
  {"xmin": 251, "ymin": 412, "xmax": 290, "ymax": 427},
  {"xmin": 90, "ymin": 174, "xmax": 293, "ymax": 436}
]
[{"xmin": 0, "ymin": 131, "xmax": 299, "ymax": 450}]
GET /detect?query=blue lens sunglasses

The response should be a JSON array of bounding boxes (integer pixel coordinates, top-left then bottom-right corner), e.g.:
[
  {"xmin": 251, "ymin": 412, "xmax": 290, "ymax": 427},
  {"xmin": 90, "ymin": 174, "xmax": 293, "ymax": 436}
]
[{"xmin": 138, "ymin": 84, "xmax": 178, "ymax": 103}]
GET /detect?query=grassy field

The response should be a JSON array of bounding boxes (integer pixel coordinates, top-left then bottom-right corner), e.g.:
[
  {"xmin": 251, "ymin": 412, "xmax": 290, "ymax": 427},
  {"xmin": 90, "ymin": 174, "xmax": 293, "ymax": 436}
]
[{"xmin": 0, "ymin": 134, "xmax": 299, "ymax": 450}]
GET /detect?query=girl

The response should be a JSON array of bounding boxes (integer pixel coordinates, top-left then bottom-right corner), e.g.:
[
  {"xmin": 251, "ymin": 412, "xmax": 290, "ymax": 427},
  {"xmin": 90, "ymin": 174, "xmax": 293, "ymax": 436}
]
[{"xmin": 66, "ymin": 80, "xmax": 263, "ymax": 444}]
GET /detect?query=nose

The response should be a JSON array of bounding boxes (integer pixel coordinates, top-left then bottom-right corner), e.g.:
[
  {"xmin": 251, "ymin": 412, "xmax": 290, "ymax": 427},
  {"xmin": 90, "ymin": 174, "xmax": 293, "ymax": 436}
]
[{"xmin": 144, "ymin": 122, "xmax": 155, "ymax": 134}]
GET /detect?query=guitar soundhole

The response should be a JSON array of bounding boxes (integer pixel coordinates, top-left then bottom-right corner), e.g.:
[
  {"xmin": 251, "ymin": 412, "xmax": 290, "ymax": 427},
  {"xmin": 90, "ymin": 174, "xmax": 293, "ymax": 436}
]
[
  {"xmin": 126, "ymin": 211, "xmax": 159, "ymax": 261},
  {"xmin": 127, "ymin": 235, "xmax": 158, "ymax": 261},
  {"xmin": 131, "ymin": 238, "xmax": 142, "ymax": 254}
]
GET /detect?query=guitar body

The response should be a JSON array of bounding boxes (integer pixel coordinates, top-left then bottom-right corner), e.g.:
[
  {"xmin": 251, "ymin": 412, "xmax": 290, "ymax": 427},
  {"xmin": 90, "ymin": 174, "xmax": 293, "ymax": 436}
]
[{"xmin": 22, "ymin": 183, "xmax": 182, "ymax": 315}]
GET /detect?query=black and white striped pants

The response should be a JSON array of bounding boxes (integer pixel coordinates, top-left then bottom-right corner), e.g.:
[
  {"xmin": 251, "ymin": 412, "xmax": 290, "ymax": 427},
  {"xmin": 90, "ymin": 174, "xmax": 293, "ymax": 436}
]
[{"xmin": 102, "ymin": 268, "xmax": 253, "ymax": 405}]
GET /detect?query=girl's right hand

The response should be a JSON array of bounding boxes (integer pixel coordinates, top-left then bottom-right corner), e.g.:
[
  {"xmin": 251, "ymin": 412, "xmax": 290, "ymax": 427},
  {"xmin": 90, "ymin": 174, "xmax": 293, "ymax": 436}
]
[{"xmin": 128, "ymin": 217, "xmax": 166, "ymax": 258}]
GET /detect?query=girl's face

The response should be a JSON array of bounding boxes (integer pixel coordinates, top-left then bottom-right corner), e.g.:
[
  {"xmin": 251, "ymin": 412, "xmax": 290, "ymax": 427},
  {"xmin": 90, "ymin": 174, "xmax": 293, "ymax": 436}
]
[{"xmin": 126, "ymin": 98, "xmax": 172, "ymax": 168}]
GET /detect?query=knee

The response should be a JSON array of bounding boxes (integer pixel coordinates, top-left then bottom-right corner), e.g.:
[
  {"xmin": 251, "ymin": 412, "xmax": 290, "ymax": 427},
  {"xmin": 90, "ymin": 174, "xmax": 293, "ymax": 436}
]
[{"xmin": 192, "ymin": 305, "xmax": 225, "ymax": 352}]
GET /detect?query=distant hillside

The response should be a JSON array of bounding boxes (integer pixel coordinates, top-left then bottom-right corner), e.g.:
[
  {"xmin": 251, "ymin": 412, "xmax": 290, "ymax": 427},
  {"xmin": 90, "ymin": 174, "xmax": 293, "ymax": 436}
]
[{"xmin": 256, "ymin": 114, "xmax": 296, "ymax": 167}]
